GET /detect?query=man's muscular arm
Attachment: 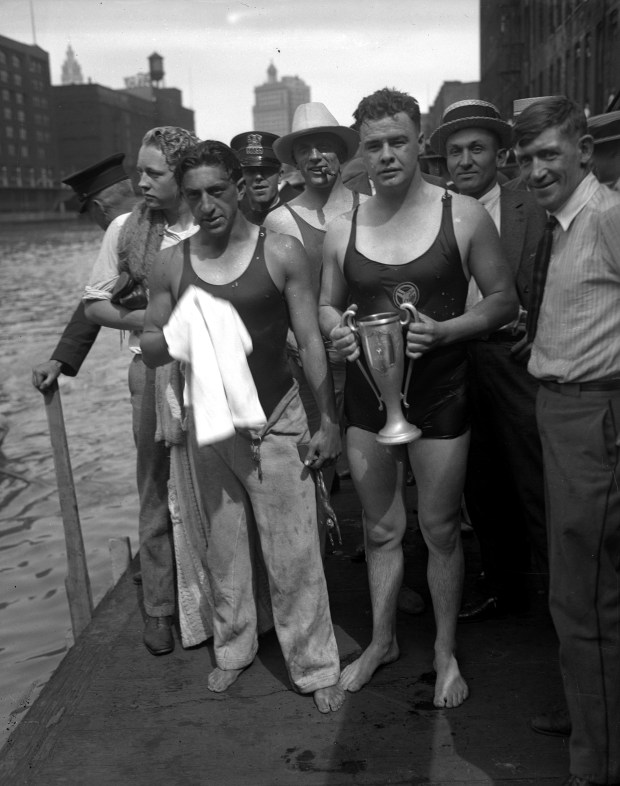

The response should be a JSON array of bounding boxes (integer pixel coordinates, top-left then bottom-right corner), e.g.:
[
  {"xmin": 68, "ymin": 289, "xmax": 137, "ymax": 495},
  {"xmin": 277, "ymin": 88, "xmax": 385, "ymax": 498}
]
[
  {"xmin": 406, "ymin": 197, "xmax": 519, "ymax": 358},
  {"xmin": 267, "ymin": 232, "xmax": 340, "ymax": 469},
  {"xmin": 263, "ymin": 206, "xmax": 303, "ymax": 243},
  {"xmin": 140, "ymin": 254, "xmax": 176, "ymax": 368},
  {"xmin": 318, "ymin": 215, "xmax": 360, "ymax": 362},
  {"xmin": 83, "ymin": 299, "xmax": 146, "ymax": 331}
]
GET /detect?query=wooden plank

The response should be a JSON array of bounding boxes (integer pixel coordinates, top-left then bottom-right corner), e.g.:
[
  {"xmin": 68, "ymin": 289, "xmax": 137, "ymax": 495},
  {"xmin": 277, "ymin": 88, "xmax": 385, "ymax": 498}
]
[
  {"xmin": 0, "ymin": 481, "xmax": 570, "ymax": 785},
  {"xmin": 0, "ymin": 567, "xmax": 138, "ymax": 782},
  {"xmin": 109, "ymin": 536, "xmax": 132, "ymax": 584},
  {"xmin": 43, "ymin": 381, "xmax": 93, "ymax": 636}
]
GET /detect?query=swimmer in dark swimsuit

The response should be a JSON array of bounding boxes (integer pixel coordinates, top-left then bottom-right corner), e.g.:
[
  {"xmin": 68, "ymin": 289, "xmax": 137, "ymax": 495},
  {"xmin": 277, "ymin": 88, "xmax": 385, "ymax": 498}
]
[
  {"xmin": 142, "ymin": 140, "xmax": 345, "ymax": 715},
  {"xmin": 319, "ymin": 88, "xmax": 518, "ymax": 709}
]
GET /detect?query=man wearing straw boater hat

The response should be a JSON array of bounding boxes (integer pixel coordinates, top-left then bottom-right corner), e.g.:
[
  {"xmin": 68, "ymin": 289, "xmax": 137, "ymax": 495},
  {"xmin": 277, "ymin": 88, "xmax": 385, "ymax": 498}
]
[
  {"xmin": 320, "ymin": 87, "xmax": 518, "ymax": 708},
  {"xmin": 429, "ymin": 100, "xmax": 549, "ymax": 625}
]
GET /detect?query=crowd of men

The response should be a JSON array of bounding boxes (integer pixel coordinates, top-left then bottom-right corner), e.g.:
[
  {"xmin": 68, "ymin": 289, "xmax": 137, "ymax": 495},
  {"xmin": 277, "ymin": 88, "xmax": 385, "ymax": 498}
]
[{"xmin": 32, "ymin": 90, "xmax": 620, "ymax": 786}]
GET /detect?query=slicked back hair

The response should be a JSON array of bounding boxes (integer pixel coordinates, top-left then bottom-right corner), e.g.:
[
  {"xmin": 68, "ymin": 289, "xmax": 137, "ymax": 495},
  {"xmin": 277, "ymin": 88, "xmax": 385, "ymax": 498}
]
[
  {"xmin": 513, "ymin": 96, "xmax": 588, "ymax": 148},
  {"xmin": 353, "ymin": 88, "xmax": 421, "ymax": 133},
  {"xmin": 175, "ymin": 140, "xmax": 242, "ymax": 186}
]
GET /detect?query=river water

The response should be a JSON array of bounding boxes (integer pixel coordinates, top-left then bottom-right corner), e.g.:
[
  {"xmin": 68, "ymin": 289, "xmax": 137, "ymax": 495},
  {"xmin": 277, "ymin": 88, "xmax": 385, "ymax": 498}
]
[{"xmin": 0, "ymin": 219, "xmax": 139, "ymax": 746}]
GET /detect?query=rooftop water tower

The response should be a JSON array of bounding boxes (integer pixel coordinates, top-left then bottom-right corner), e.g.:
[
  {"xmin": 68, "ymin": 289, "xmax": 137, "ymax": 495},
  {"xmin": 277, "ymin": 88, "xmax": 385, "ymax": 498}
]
[{"xmin": 148, "ymin": 52, "xmax": 164, "ymax": 88}]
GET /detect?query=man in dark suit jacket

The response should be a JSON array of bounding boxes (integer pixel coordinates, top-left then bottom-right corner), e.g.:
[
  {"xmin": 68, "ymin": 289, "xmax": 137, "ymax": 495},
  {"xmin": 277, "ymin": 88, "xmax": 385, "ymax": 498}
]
[
  {"xmin": 430, "ymin": 100, "xmax": 548, "ymax": 621},
  {"xmin": 32, "ymin": 154, "xmax": 138, "ymax": 391}
]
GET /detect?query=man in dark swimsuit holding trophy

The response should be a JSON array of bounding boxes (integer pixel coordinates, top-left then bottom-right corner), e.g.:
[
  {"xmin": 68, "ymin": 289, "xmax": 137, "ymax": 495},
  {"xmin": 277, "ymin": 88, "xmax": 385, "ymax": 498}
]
[{"xmin": 319, "ymin": 88, "xmax": 518, "ymax": 708}]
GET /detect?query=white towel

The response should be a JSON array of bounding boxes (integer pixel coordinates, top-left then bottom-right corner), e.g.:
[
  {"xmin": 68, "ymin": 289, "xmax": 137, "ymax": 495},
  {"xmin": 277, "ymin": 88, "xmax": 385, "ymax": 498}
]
[{"xmin": 163, "ymin": 286, "xmax": 266, "ymax": 445}]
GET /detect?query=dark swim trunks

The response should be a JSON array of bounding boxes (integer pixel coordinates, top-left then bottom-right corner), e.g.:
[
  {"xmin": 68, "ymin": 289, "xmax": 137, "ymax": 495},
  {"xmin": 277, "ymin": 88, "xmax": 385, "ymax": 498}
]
[{"xmin": 343, "ymin": 193, "xmax": 470, "ymax": 439}]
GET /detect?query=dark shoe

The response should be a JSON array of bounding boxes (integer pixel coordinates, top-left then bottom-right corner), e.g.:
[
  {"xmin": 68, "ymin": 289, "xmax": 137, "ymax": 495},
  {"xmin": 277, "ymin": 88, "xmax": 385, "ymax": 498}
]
[
  {"xmin": 143, "ymin": 615, "xmax": 174, "ymax": 656},
  {"xmin": 531, "ymin": 707, "xmax": 571, "ymax": 737}
]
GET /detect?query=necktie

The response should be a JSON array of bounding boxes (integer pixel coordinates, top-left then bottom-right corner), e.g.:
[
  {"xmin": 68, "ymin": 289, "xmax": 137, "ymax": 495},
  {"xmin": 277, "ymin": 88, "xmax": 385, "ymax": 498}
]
[{"xmin": 526, "ymin": 215, "xmax": 558, "ymax": 343}]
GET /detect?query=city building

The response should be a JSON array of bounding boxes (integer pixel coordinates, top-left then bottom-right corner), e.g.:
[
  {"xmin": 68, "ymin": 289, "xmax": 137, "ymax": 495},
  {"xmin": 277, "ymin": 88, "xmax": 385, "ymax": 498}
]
[
  {"xmin": 480, "ymin": 0, "xmax": 620, "ymax": 121},
  {"xmin": 0, "ymin": 34, "xmax": 59, "ymax": 214},
  {"xmin": 0, "ymin": 36, "xmax": 194, "ymax": 218},
  {"xmin": 55, "ymin": 53, "xmax": 194, "ymax": 184},
  {"xmin": 61, "ymin": 44, "xmax": 83, "ymax": 85},
  {"xmin": 252, "ymin": 63, "xmax": 311, "ymax": 136},
  {"xmin": 422, "ymin": 80, "xmax": 480, "ymax": 139}
]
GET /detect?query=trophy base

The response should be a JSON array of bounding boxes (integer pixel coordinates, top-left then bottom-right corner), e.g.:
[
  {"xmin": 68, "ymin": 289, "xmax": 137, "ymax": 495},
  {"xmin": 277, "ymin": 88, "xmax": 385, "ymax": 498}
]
[{"xmin": 376, "ymin": 424, "xmax": 422, "ymax": 445}]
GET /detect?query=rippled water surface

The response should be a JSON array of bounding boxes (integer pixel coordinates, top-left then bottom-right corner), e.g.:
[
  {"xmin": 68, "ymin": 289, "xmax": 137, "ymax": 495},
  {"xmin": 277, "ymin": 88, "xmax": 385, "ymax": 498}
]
[{"xmin": 0, "ymin": 219, "xmax": 138, "ymax": 744}]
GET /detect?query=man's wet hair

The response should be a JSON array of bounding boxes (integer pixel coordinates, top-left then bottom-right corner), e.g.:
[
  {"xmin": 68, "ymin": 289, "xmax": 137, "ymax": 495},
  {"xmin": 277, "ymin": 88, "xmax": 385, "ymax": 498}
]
[
  {"xmin": 142, "ymin": 126, "xmax": 200, "ymax": 170},
  {"xmin": 175, "ymin": 140, "xmax": 242, "ymax": 185},
  {"xmin": 353, "ymin": 88, "xmax": 421, "ymax": 132},
  {"xmin": 513, "ymin": 96, "xmax": 588, "ymax": 148}
]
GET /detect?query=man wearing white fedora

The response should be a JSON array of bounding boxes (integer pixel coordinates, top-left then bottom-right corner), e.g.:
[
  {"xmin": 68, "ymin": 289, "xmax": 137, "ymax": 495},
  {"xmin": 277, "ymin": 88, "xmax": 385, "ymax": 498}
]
[
  {"xmin": 265, "ymin": 103, "xmax": 362, "ymax": 495},
  {"xmin": 320, "ymin": 87, "xmax": 518, "ymax": 708}
]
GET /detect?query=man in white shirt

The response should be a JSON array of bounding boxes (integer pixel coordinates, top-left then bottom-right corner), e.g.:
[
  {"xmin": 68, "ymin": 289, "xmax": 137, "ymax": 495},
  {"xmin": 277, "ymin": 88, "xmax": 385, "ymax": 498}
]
[
  {"xmin": 514, "ymin": 96, "xmax": 620, "ymax": 786},
  {"xmin": 83, "ymin": 127, "xmax": 199, "ymax": 657}
]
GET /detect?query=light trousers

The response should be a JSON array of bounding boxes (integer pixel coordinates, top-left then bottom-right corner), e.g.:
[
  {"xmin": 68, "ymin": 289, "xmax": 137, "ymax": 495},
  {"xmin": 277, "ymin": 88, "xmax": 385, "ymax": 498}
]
[{"xmin": 193, "ymin": 389, "xmax": 340, "ymax": 694}]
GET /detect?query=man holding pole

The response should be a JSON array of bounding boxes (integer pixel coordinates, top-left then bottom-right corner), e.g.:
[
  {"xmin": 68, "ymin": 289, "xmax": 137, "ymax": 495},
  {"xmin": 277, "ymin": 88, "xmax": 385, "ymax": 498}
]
[{"xmin": 32, "ymin": 154, "xmax": 138, "ymax": 392}]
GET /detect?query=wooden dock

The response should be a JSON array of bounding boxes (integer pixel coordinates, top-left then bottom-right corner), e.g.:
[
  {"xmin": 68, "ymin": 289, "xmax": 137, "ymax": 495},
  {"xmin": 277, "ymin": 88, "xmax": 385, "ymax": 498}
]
[{"xmin": 0, "ymin": 479, "xmax": 569, "ymax": 785}]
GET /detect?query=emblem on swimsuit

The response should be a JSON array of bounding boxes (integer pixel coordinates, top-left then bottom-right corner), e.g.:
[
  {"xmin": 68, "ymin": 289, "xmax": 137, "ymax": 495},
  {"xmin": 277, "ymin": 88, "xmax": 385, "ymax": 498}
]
[{"xmin": 393, "ymin": 282, "xmax": 420, "ymax": 309}]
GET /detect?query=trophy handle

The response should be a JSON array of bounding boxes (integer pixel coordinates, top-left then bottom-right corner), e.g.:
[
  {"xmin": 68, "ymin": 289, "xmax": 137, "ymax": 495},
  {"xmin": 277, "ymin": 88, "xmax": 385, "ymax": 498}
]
[
  {"xmin": 399, "ymin": 302, "xmax": 419, "ymax": 326},
  {"xmin": 341, "ymin": 305, "xmax": 359, "ymax": 332},
  {"xmin": 399, "ymin": 303, "xmax": 419, "ymax": 408},
  {"xmin": 339, "ymin": 304, "xmax": 384, "ymax": 411}
]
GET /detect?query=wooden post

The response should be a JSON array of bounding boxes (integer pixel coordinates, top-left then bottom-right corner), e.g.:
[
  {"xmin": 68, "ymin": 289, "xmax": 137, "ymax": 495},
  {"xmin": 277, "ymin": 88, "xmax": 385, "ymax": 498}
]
[
  {"xmin": 43, "ymin": 381, "xmax": 93, "ymax": 637},
  {"xmin": 109, "ymin": 537, "xmax": 132, "ymax": 585}
]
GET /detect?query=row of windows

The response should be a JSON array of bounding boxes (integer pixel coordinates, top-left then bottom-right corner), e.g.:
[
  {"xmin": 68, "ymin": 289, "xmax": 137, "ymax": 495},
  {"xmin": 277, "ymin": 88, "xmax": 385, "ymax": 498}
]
[
  {"xmin": 0, "ymin": 70, "xmax": 48, "ymax": 91},
  {"xmin": 0, "ymin": 165, "xmax": 55, "ymax": 188},
  {"xmin": 530, "ymin": 2, "xmax": 619, "ymax": 43},
  {"xmin": 1, "ymin": 89, "xmax": 47, "ymax": 109},
  {"xmin": 4, "ymin": 126, "xmax": 28, "ymax": 140},
  {"xmin": 0, "ymin": 51, "xmax": 45, "ymax": 73},
  {"xmin": 0, "ymin": 51, "xmax": 21, "ymax": 69},
  {"xmin": 3, "ymin": 107, "xmax": 26, "ymax": 122}
]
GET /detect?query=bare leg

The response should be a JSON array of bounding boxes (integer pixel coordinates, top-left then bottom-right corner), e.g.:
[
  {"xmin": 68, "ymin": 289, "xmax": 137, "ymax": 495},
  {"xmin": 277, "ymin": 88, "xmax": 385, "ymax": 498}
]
[
  {"xmin": 408, "ymin": 433, "xmax": 470, "ymax": 708},
  {"xmin": 340, "ymin": 428, "xmax": 407, "ymax": 692},
  {"xmin": 208, "ymin": 666, "xmax": 248, "ymax": 693},
  {"xmin": 314, "ymin": 683, "xmax": 346, "ymax": 713}
]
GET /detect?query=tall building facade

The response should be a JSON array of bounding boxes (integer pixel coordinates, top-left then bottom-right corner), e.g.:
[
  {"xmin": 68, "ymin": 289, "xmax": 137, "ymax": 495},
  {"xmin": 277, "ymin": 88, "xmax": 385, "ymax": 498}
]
[
  {"xmin": 56, "ymin": 54, "xmax": 194, "ymax": 184},
  {"xmin": 0, "ymin": 37, "xmax": 194, "ymax": 217},
  {"xmin": 61, "ymin": 45, "xmax": 83, "ymax": 85},
  {"xmin": 422, "ymin": 80, "xmax": 480, "ymax": 139},
  {"xmin": 252, "ymin": 63, "xmax": 310, "ymax": 135},
  {"xmin": 0, "ymin": 34, "xmax": 59, "ymax": 213},
  {"xmin": 480, "ymin": 0, "xmax": 620, "ymax": 120}
]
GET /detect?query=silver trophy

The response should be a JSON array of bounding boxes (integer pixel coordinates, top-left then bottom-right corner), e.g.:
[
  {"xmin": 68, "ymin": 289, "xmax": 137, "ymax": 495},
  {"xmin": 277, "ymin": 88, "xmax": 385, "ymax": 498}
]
[{"xmin": 342, "ymin": 303, "xmax": 422, "ymax": 445}]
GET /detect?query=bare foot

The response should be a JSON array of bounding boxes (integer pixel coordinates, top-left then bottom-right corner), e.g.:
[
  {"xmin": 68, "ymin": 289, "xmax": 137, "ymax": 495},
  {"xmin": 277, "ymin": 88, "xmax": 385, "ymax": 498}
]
[
  {"xmin": 339, "ymin": 640, "xmax": 399, "ymax": 692},
  {"xmin": 313, "ymin": 683, "xmax": 346, "ymax": 713},
  {"xmin": 433, "ymin": 652, "xmax": 469, "ymax": 708},
  {"xmin": 207, "ymin": 666, "xmax": 246, "ymax": 693}
]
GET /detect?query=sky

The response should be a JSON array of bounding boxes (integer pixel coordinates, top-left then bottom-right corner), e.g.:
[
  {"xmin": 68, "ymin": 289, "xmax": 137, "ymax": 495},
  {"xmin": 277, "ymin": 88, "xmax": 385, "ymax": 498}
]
[{"xmin": 2, "ymin": 0, "xmax": 480, "ymax": 144}]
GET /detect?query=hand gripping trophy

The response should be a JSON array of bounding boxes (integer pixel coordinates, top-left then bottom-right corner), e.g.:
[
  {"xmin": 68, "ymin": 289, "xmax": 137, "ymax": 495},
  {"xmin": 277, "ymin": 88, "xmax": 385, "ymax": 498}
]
[{"xmin": 341, "ymin": 303, "xmax": 422, "ymax": 445}]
